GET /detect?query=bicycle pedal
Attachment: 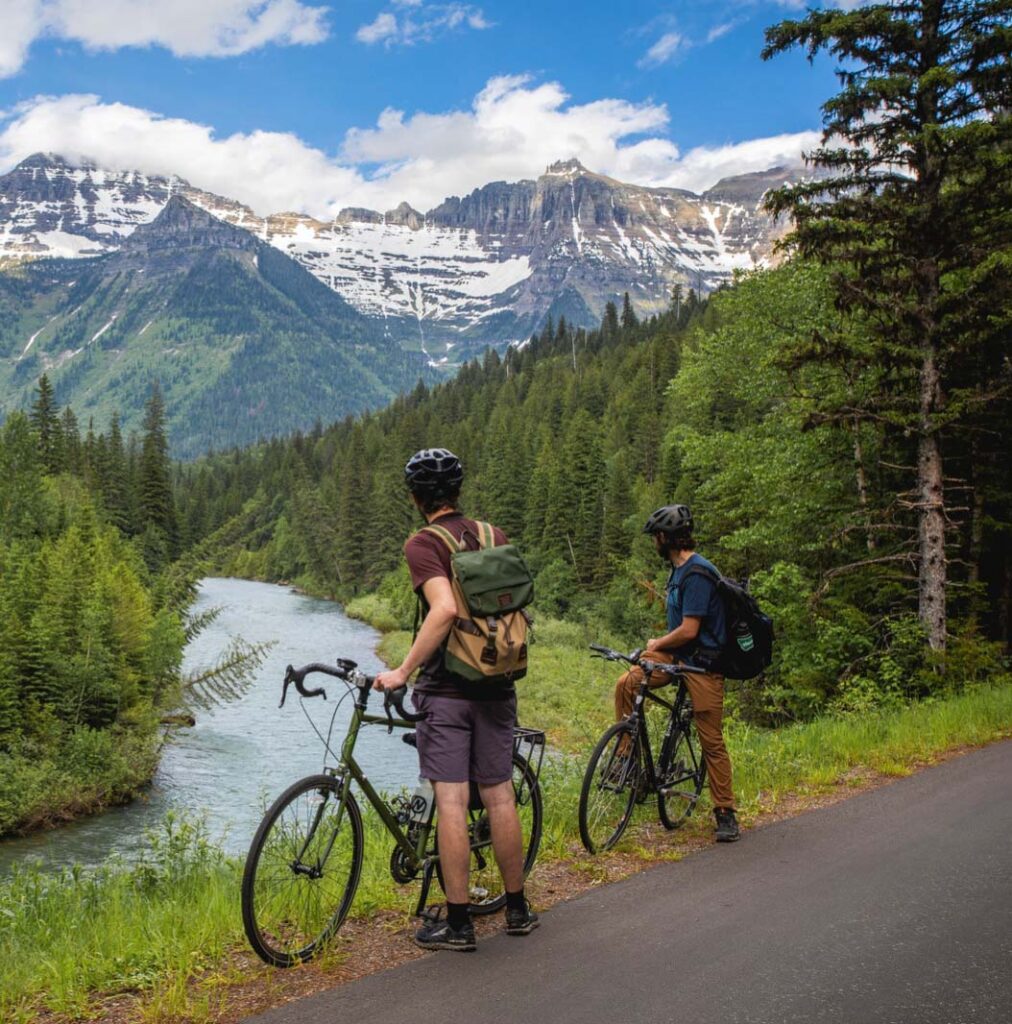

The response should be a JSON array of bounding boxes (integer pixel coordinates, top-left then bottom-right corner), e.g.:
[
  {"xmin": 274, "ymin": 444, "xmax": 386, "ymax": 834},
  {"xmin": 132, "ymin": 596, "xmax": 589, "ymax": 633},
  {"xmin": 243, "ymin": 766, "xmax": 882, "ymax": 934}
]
[{"xmin": 418, "ymin": 905, "xmax": 443, "ymax": 924}]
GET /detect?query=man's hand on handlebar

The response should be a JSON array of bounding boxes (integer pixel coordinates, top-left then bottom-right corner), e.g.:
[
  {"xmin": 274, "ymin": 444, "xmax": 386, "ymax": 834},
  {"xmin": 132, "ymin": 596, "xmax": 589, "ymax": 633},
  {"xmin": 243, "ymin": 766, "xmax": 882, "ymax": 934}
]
[{"xmin": 373, "ymin": 666, "xmax": 410, "ymax": 692}]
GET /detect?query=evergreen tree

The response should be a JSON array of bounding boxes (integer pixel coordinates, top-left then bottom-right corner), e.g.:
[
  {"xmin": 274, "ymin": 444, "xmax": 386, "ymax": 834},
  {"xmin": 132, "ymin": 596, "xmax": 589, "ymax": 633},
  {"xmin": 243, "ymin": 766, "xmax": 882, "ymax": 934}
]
[
  {"xmin": 60, "ymin": 408, "xmax": 81, "ymax": 475},
  {"xmin": 30, "ymin": 374, "xmax": 62, "ymax": 474},
  {"xmin": 621, "ymin": 292, "xmax": 639, "ymax": 331},
  {"xmin": 139, "ymin": 384, "xmax": 178, "ymax": 559},
  {"xmin": 763, "ymin": 0, "xmax": 1012, "ymax": 652},
  {"xmin": 103, "ymin": 414, "xmax": 130, "ymax": 533},
  {"xmin": 601, "ymin": 301, "xmax": 620, "ymax": 342}
]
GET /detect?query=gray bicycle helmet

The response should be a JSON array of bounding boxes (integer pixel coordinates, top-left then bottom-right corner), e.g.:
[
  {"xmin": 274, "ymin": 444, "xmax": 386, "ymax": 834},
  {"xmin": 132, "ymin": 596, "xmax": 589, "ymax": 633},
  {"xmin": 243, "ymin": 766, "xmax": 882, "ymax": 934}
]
[
  {"xmin": 642, "ymin": 504, "xmax": 693, "ymax": 535},
  {"xmin": 404, "ymin": 448, "xmax": 464, "ymax": 496}
]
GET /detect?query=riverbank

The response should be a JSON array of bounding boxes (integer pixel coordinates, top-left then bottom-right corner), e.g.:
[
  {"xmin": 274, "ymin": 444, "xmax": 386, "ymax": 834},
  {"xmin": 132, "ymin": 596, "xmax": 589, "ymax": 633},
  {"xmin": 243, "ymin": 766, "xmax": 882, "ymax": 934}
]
[
  {"xmin": 3, "ymin": 626, "xmax": 1010, "ymax": 1021},
  {"xmin": 0, "ymin": 722, "xmax": 162, "ymax": 840}
]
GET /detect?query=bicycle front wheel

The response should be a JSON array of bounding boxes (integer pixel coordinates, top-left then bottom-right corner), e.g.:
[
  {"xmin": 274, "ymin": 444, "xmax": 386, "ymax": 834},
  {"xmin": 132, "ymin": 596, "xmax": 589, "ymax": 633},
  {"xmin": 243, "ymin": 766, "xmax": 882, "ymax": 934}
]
[
  {"xmin": 579, "ymin": 722, "xmax": 638, "ymax": 854},
  {"xmin": 242, "ymin": 774, "xmax": 363, "ymax": 967},
  {"xmin": 657, "ymin": 725, "xmax": 706, "ymax": 830},
  {"xmin": 436, "ymin": 753, "xmax": 543, "ymax": 915}
]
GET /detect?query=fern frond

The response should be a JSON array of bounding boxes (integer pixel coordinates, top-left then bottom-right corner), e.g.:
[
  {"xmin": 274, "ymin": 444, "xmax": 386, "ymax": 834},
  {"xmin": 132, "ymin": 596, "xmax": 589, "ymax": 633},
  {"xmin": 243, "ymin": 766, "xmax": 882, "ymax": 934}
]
[{"xmin": 181, "ymin": 638, "xmax": 276, "ymax": 712}]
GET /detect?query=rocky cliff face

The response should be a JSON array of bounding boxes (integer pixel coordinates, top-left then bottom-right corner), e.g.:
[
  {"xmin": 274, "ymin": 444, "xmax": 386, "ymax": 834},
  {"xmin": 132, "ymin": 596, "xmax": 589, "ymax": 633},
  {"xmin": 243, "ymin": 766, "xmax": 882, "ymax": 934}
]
[{"xmin": 0, "ymin": 153, "xmax": 798, "ymax": 344}]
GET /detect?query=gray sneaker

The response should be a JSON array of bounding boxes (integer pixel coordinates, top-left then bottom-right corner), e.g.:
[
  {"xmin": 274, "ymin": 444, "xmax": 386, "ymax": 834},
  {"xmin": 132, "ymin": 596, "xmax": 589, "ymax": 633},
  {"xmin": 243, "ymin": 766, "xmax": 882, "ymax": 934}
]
[
  {"xmin": 505, "ymin": 900, "xmax": 540, "ymax": 936},
  {"xmin": 415, "ymin": 915, "xmax": 476, "ymax": 951}
]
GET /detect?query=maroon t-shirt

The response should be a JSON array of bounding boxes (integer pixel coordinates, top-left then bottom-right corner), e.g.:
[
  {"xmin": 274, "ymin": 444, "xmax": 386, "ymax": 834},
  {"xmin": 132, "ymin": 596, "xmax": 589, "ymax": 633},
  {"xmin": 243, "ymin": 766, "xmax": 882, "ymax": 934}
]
[{"xmin": 404, "ymin": 512, "xmax": 512, "ymax": 700}]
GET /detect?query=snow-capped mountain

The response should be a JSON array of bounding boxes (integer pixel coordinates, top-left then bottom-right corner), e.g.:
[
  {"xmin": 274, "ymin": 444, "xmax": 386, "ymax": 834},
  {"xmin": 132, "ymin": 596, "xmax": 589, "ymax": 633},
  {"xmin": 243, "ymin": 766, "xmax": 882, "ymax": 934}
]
[{"xmin": 0, "ymin": 153, "xmax": 793, "ymax": 344}]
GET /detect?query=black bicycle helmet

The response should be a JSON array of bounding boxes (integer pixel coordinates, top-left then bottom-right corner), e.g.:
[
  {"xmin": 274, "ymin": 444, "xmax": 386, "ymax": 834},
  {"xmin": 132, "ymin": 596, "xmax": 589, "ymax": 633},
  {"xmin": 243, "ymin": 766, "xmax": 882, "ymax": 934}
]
[
  {"xmin": 404, "ymin": 448, "xmax": 464, "ymax": 496},
  {"xmin": 642, "ymin": 504, "xmax": 693, "ymax": 535}
]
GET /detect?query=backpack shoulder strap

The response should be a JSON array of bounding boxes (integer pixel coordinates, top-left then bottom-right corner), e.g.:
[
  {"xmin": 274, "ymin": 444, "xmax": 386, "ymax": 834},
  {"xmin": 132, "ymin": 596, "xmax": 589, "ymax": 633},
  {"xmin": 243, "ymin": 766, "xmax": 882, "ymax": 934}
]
[
  {"xmin": 473, "ymin": 521, "xmax": 497, "ymax": 549},
  {"xmin": 683, "ymin": 563, "xmax": 721, "ymax": 584},
  {"xmin": 420, "ymin": 523, "xmax": 462, "ymax": 554}
]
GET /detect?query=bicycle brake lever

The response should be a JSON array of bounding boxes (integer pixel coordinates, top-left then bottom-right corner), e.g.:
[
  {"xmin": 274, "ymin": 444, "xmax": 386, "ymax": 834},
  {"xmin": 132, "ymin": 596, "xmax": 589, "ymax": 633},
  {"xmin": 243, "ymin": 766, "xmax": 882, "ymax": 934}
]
[{"xmin": 279, "ymin": 665, "xmax": 294, "ymax": 708}]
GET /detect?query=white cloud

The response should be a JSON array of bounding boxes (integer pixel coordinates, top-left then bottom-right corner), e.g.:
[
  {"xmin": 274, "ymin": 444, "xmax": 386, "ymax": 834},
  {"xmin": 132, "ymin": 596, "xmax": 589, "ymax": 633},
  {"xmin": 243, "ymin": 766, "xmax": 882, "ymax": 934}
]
[
  {"xmin": 0, "ymin": 80, "xmax": 819, "ymax": 216},
  {"xmin": 706, "ymin": 21, "xmax": 737, "ymax": 44},
  {"xmin": 355, "ymin": 3, "xmax": 492, "ymax": 47},
  {"xmin": 639, "ymin": 31, "xmax": 686, "ymax": 68},
  {"xmin": 356, "ymin": 12, "xmax": 398, "ymax": 44},
  {"xmin": 0, "ymin": 0, "xmax": 329, "ymax": 77}
]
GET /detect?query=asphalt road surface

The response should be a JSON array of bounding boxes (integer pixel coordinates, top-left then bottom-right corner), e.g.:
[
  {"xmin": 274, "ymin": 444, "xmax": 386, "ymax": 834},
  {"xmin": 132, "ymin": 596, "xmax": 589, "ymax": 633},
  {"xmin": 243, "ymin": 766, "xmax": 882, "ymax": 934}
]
[{"xmin": 247, "ymin": 740, "xmax": 1012, "ymax": 1024}]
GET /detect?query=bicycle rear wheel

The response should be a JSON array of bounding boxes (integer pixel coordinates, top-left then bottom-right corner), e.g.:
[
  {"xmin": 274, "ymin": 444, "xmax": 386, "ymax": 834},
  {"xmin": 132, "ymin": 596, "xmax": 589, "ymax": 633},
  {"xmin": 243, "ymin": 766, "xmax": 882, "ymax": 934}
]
[
  {"xmin": 436, "ymin": 753, "xmax": 543, "ymax": 915},
  {"xmin": 242, "ymin": 774, "xmax": 363, "ymax": 967},
  {"xmin": 657, "ymin": 725, "xmax": 706, "ymax": 830},
  {"xmin": 578, "ymin": 722, "xmax": 639, "ymax": 854}
]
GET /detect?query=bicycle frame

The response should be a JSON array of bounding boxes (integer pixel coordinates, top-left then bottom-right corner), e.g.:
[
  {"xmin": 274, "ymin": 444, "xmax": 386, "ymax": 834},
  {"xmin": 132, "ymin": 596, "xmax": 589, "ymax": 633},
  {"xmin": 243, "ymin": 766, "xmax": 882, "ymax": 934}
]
[
  {"xmin": 323, "ymin": 683, "xmax": 431, "ymax": 869},
  {"xmin": 626, "ymin": 677, "xmax": 694, "ymax": 791}
]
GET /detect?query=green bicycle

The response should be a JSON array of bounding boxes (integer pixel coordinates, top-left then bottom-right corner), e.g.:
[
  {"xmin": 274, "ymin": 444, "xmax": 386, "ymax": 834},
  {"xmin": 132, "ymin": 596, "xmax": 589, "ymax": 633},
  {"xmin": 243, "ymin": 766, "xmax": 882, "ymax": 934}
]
[{"xmin": 241, "ymin": 659, "xmax": 545, "ymax": 967}]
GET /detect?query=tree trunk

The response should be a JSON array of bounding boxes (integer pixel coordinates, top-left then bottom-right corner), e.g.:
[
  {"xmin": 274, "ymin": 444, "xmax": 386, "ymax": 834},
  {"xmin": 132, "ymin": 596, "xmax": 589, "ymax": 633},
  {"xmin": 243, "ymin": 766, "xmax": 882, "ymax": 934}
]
[
  {"xmin": 917, "ymin": 343, "xmax": 947, "ymax": 652},
  {"xmin": 852, "ymin": 416, "xmax": 875, "ymax": 552}
]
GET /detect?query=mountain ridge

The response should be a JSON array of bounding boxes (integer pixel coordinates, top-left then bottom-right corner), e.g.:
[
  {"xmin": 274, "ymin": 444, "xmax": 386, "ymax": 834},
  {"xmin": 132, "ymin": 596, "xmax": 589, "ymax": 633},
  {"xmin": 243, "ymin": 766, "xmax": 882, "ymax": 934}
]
[
  {"xmin": 1, "ymin": 153, "xmax": 799, "ymax": 344},
  {"xmin": 0, "ymin": 193, "xmax": 432, "ymax": 456}
]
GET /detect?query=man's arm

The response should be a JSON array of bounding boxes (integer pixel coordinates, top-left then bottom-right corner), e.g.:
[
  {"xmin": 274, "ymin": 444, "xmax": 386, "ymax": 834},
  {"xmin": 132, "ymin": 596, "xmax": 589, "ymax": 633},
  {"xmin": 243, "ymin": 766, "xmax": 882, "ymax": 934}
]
[
  {"xmin": 645, "ymin": 616, "xmax": 701, "ymax": 654},
  {"xmin": 373, "ymin": 575, "xmax": 457, "ymax": 691}
]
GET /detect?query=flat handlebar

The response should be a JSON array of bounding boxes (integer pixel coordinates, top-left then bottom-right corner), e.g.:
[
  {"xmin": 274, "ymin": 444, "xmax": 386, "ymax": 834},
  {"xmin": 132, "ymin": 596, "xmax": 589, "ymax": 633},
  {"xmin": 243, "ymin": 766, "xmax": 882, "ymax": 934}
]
[{"xmin": 588, "ymin": 644, "xmax": 709, "ymax": 676}]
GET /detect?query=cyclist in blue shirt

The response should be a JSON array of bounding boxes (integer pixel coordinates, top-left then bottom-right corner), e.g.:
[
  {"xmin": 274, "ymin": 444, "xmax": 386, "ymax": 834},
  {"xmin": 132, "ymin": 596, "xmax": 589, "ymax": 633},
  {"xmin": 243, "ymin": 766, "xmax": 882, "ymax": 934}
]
[{"xmin": 612, "ymin": 504, "xmax": 740, "ymax": 842}]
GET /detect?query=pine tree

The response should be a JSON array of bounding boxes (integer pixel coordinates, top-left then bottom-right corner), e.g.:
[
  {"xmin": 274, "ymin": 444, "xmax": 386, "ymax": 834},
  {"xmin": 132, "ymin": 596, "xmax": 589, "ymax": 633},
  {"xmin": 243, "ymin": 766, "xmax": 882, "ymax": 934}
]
[
  {"xmin": 0, "ymin": 414, "xmax": 44, "ymax": 541},
  {"xmin": 601, "ymin": 301, "xmax": 620, "ymax": 342},
  {"xmin": 30, "ymin": 374, "xmax": 62, "ymax": 474},
  {"xmin": 621, "ymin": 292, "xmax": 639, "ymax": 331},
  {"xmin": 763, "ymin": 0, "xmax": 1012, "ymax": 652},
  {"xmin": 139, "ymin": 384, "xmax": 179, "ymax": 559},
  {"xmin": 60, "ymin": 408, "xmax": 81, "ymax": 475},
  {"xmin": 103, "ymin": 414, "xmax": 130, "ymax": 533}
]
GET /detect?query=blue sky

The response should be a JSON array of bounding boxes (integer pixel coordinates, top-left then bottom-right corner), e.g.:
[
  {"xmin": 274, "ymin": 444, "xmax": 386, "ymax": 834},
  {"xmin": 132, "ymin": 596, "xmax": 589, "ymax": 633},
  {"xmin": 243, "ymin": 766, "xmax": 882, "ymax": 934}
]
[{"xmin": 0, "ymin": 1, "xmax": 849, "ymax": 215}]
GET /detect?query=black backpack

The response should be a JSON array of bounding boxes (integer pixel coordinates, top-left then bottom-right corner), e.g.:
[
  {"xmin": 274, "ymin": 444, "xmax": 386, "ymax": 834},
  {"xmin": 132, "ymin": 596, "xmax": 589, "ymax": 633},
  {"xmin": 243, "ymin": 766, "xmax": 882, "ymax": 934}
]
[{"xmin": 683, "ymin": 566, "xmax": 774, "ymax": 680}]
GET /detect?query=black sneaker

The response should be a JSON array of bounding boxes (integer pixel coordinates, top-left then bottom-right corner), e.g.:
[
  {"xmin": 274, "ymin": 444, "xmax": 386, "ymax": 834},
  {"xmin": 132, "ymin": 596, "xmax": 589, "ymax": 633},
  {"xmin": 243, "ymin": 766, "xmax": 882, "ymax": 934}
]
[
  {"xmin": 415, "ymin": 915, "xmax": 476, "ymax": 952},
  {"xmin": 714, "ymin": 807, "xmax": 741, "ymax": 843},
  {"xmin": 504, "ymin": 900, "xmax": 540, "ymax": 936}
]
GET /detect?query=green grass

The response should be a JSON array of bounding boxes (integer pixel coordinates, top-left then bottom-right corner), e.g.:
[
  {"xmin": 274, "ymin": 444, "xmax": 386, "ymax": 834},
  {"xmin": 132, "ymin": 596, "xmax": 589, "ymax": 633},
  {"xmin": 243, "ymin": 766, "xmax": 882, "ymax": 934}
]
[{"xmin": 2, "ymin": 606, "xmax": 1010, "ymax": 1020}]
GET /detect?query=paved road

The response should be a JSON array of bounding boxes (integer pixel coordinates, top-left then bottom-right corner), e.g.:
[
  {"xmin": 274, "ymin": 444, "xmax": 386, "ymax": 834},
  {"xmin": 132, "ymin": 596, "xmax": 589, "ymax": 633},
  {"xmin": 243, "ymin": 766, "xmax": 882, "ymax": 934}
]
[{"xmin": 248, "ymin": 741, "xmax": 1012, "ymax": 1024}]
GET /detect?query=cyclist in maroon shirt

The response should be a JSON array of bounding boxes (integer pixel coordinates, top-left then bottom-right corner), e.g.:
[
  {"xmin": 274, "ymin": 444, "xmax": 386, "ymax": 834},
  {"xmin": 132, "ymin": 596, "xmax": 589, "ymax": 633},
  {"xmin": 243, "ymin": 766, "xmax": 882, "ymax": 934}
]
[{"xmin": 373, "ymin": 448, "xmax": 538, "ymax": 951}]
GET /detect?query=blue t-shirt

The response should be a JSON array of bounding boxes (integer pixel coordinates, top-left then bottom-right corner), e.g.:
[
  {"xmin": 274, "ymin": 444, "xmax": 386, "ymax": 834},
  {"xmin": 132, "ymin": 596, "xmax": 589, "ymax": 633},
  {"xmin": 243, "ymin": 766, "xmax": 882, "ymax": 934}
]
[{"xmin": 665, "ymin": 553, "xmax": 727, "ymax": 655}]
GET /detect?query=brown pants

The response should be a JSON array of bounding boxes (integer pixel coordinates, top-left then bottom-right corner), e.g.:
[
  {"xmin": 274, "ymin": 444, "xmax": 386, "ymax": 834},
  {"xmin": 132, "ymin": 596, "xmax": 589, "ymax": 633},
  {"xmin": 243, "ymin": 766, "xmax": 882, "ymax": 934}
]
[{"xmin": 614, "ymin": 650, "xmax": 735, "ymax": 811}]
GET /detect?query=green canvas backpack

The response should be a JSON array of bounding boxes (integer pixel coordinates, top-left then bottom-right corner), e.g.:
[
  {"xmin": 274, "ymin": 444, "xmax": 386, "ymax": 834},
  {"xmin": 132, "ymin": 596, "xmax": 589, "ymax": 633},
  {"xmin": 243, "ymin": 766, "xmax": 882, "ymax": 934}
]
[{"xmin": 419, "ymin": 520, "xmax": 534, "ymax": 684}]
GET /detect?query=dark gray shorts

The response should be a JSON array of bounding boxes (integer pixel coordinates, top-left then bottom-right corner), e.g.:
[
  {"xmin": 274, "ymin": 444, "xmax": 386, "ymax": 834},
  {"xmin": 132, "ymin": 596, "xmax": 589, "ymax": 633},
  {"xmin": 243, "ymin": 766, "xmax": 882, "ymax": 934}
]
[{"xmin": 412, "ymin": 692, "xmax": 517, "ymax": 785}]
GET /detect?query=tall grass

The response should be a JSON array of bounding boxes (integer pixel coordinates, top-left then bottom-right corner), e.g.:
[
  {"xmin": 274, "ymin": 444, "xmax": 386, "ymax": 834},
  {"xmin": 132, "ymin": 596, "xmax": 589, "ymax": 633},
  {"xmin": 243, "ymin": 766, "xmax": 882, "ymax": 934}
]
[{"xmin": 2, "ymin": 609, "xmax": 1009, "ymax": 1019}]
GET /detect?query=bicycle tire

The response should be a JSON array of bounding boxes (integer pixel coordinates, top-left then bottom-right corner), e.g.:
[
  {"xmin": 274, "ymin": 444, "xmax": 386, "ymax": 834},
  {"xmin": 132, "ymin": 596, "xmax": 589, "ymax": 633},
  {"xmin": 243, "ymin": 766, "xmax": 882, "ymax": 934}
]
[
  {"xmin": 657, "ymin": 724, "xmax": 706, "ymax": 830},
  {"xmin": 578, "ymin": 722, "xmax": 639, "ymax": 854},
  {"xmin": 242, "ymin": 774, "xmax": 363, "ymax": 967},
  {"xmin": 435, "ymin": 753, "xmax": 543, "ymax": 914}
]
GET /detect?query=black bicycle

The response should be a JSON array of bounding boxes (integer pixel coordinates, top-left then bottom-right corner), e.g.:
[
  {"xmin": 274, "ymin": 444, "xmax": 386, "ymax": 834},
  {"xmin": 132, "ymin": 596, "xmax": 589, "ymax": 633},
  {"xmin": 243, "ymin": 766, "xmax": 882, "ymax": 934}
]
[
  {"xmin": 241, "ymin": 659, "xmax": 545, "ymax": 967},
  {"xmin": 578, "ymin": 645, "xmax": 707, "ymax": 853}
]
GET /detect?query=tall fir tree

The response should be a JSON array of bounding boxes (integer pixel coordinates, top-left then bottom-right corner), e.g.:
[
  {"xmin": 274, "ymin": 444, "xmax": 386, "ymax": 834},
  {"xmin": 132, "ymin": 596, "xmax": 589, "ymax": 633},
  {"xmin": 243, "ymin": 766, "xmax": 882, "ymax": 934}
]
[
  {"xmin": 139, "ymin": 383, "xmax": 179, "ymax": 559},
  {"xmin": 763, "ymin": 0, "xmax": 1012, "ymax": 652},
  {"xmin": 30, "ymin": 374, "xmax": 62, "ymax": 475}
]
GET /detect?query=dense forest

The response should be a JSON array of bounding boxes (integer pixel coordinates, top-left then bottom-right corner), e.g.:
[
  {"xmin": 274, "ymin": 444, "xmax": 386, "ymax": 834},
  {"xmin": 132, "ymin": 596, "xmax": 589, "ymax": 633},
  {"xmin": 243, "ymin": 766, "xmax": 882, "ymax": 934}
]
[
  {"xmin": 0, "ymin": 379, "xmax": 243, "ymax": 834},
  {"xmin": 175, "ymin": 254, "xmax": 1009, "ymax": 720}
]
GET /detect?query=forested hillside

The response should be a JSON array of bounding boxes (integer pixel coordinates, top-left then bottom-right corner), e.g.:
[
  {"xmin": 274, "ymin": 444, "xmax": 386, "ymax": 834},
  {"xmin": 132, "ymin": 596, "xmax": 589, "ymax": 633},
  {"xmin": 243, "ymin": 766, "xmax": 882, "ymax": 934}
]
[
  {"xmin": 0, "ymin": 380, "xmax": 213, "ymax": 834},
  {"xmin": 0, "ymin": 197, "xmax": 433, "ymax": 457},
  {"xmin": 177, "ymin": 262, "xmax": 1010, "ymax": 721}
]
